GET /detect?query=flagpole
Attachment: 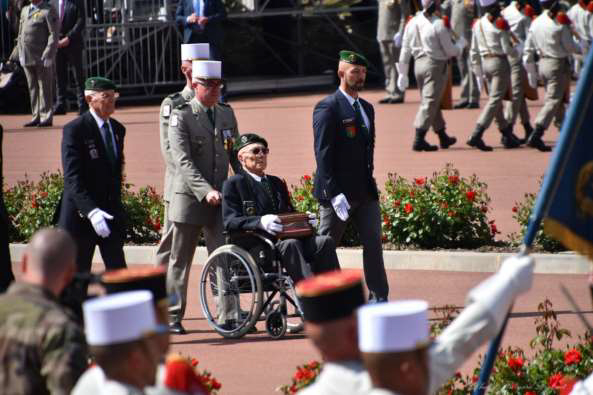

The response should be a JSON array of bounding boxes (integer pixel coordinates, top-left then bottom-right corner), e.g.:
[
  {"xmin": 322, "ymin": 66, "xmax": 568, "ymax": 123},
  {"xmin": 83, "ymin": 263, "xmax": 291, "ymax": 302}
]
[{"xmin": 472, "ymin": 42, "xmax": 593, "ymax": 395}]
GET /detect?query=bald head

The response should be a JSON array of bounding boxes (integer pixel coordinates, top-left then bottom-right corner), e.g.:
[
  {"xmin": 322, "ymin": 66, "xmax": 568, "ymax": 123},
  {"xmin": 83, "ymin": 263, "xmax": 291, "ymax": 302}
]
[{"xmin": 22, "ymin": 228, "xmax": 77, "ymax": 294}]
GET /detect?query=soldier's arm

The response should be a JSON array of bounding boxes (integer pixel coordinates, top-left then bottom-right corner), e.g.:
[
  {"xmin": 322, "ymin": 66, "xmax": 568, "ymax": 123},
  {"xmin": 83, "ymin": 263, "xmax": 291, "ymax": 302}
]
[
  {"xmin": 435, "ymin": 20, "xmax": 461, "ymax": 58},
  {"xmin": 8, "ymin": 9, "xmax": 24, "ymax": 62},
  {"xmin": 399, "ymin": 0, "xmax": 410, "ymax": 35},
  {"xmin": 41, "ymin": 320, "xmax": 88, "ymax": 395},
  {"xmin": 469, "ymin": 25, "xmax": 481, "ymax": 68},
  {"xmin": 169, "ymin": 108, "xmax": 214, "ymax": 201},
  {"xmin": 561, "ymin": 24, "xmax": 582, "ymax": 54},
  {"xmin": 501, "ymin": 30, "xmax": 517, "ymax": 57},
  {"xmin": 522, "ymin": 29, "xmax": 536, "ymax": 63},
  {"xmin": 312, "ymin": 99, "xmax": 341, "ymax": 200},
  {"xmin": 399, "ymin": 19, "xmax": 414, "ymax": 64},
  {"xmin": 66, "ymin": 0, "xmax": 86, "ymax": 40},
  {"xmin": 159, "ymin": 97, "xmax": 175, "ymax": 167},
  {"xmin": 42, "ymin": 5, "xmax": 59, "ymax": 61},
  {"xmin": 227, "ymin": 106, "xmax": 242, "ymax": 174}
]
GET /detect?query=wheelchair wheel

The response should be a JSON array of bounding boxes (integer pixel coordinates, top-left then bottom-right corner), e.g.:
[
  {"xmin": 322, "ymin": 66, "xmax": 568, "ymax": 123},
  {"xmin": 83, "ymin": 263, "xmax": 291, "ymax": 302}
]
[
  {"xmin": 265, "ymin": 309, "xmax": 287, "ymax": 339},
  {"xmin": 200, "ymin": 244, "xmax": 263, "ymax": 338}
]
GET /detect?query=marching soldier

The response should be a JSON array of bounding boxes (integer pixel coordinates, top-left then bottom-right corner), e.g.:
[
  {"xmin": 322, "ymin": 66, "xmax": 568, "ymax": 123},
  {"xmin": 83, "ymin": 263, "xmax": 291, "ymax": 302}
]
[
  {"xmin": 501, "ymin": 0, "xmax": 535, "ymax": 143},
  {"xmin": 164, "ymin": 60, "xmax": 240, "ymax": 334},
  {"xmin": 9, "ymin": 0, "xmax": 58, "ymax": 127},
  {"xmin": 377, "ymin": 0, "xmax": 409, "ymax": 104},
  {"xmin": 567, "ymin": 0, "xmax": 592, "ymax": 78},
  {"xmin": 523, "ymin": 0, "xmax": 581, "ymax": 151},
  {"xmin": 468, "ymin": 0, "xmax": 522, "ymax": 151},
  {"xmin": 397, "ymin": 0, "xmax": 466, "ymax": 151},
  {"xmin": 155, "ymin": 43, "xmax": 209, "ymax": 267}
]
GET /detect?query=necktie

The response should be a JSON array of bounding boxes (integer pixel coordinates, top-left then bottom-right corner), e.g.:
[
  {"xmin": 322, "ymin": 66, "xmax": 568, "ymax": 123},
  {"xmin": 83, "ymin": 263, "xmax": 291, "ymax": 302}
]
[
  {"xmin": 59, "ymin": 0, "xmax": 65, "ymax": 23},
  {"xmin": 101, "ymin": 123, "xmax": 117, "ymax": 167},
  {"xmin": 207, "ymin": 108, "xmax": 215, "ymax": 126},
  {"xmin": 261, "ymin": 177, "xmax": 278, "ymax": 212},
  {"xmin": 192, "ymin": 0, "xmax": 200, "ymax": 15},
  {"xmin": 353, "ymin": 100, "xmax": 368, "ymax": 138}
]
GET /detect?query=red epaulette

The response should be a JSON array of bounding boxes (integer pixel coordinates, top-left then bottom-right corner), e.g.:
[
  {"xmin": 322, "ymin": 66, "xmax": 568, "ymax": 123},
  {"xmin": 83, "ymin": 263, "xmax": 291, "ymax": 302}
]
[
  {"xmin": 442, "ymin": 14, "xmax": 451, "ymax": 29},
  {"xmin": 588, "ymin": 2, "xmax": 593, "ymax": 12},
  {"xmin": 495, "ymin": 16, "xmax": 510, "ymax": 30},
  {"xmin": 556, "ymin": 11, "xmax": 572, "ymax": 25},
  {"xmin": 523, "ymin": 4, "xmax": 535, "ymax": 19},
  {"xmin": 579, "ymin": 0, "xmax": 587, "ymax": 10},
  {"xmin": 471, "ymin": 17, "xmax": 479, "ymax": 27},
  {"xmin": 405, "ymin": 14, "xmax": 414, "ymax": 26}
]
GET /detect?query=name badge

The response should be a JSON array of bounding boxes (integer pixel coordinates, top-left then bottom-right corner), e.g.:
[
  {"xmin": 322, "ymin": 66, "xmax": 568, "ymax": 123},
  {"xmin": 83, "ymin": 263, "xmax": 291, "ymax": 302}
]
[
  {"xmin": 342, "ymin": 118, "xmax": 355, "ymax": 124},
  {"xmin": 222, "ymin": 129, "xmax": 233, "ymax": 139}
]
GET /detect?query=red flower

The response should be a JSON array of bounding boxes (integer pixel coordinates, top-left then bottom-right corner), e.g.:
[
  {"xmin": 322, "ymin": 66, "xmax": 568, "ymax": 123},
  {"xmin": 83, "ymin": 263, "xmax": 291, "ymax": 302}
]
[
  {"xmin": 455, "ymin": 372, "xmax": 462, "ymax": 379},
  {"xmin": 153, "ymin": 219, "xmax": 161, "ymax": 232},
  {"xmin": 297, "ymin": 195, "xmax": 304, "ymax": 201},
  {"xmin": 441, "ymin": 202, "xmax": 449, "ymax": 209},
  {"xmin": 31, "ymin": 195, "xmax": 38, "ymax": 209},
  {"xmin": 472, "ymin": 375, "xmax": 479, "ymax": 383},
  {"xmin": 191, "ymin": 358, "xmax": 199, "ymax": 367},
  {"xmin": 466, "ymin": 191, "xmax": 476, "ymax": 201},
  {"xmin": 549, "ymin": 373, "xmax": 565, "ymax": 390},
  {"xmin": 410, "ymin": 190, "xmax": 415, "ymax": 198},
  {"xmin": 448, "ymin": 175, "xmax": 459, "ymax": 185},
  {"xmin": 525, "ymin": 392, "xmax": 537, "ymax": 395},
  {"xmin": 565, "ymin": 349, "xmax": 582, "ymax": 365},
  {"xmin": 381, "ymin": 234, "xmax": 387, "ymax": 242},
  {"xmin": 414, "ymin": 177, "xmax": 426, "ymax": 186},
  {"xmin": 303, "ymin": 175, "xmax": 312, "ymax": 182},
  {"xmin": 512, "ymin": 206, "xmax": 518, "ymax": 213},
  {"xmin": 508, "ymin": 356, "xmax": 524, "ymax": 370},
  {"xmin": 448, "ymin": 211, "xmax": 455, "ymax": 217},
  {"xmin": 404, "ymin": 203, "xmax": 413, "ymax": 214},
  {"xmin": 491, "ymin": 223, "xmax": 499, "ymax": 234},
  {"xmin": 40, "ymin": 191, "xmax": 48, "ymax": 198},
  {"xmin": 210, "ymin": 378, "xmax": 221, "ymax": 390},
  {"xmin": 393, "ymin": 199, "xmax": 401, "ymax": 208},
  {"xmin": 481, "ymin": 206, "xmax": 488, "ymax": 213},
  {"xmin": 308, "ymin": 361, "xmax": 320, "ymax": 369}
]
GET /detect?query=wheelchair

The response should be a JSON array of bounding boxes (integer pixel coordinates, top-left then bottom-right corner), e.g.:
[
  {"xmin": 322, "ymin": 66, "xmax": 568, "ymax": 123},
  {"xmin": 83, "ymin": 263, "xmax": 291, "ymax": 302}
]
[{"xmin": 199, "ymin": 230, "xmax": 304, "ymax": 339}]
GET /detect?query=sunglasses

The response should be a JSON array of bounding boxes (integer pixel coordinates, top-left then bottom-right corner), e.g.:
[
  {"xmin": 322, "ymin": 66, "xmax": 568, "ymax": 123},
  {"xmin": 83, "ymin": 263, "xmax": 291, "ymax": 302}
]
[
  {"xmin": 94, "ymin": 91, "xmax": 119, "ymax": 100},
  {"xmin": 248, "ymin": 147, "xmax": 269, "ymax": 155}
]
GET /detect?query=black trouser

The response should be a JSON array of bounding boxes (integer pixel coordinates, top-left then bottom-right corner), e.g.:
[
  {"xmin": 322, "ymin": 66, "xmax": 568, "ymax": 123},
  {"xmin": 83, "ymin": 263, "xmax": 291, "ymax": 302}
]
[
  {"xmin": 275, "ymin": 235, "xmax": 340, "ymax": 285},
  {"xmin": 318, "ymin": 197, "xmax": 389, "ymax": 300},
  {"xmin": 55, "ymin": 45, "xmax": 85, "ymax": 109}
]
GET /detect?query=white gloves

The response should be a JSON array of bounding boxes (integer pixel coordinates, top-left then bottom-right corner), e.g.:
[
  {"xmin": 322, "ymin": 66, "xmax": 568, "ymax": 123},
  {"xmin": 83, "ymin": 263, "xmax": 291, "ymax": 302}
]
[
  {"xmin": 331, "ymin": 193, "xmax": 351, "ymax": 222},
  {"xmin": 498, "ymin": 255, "xmax": 535, "ymax": 296},
  {"xmin": 396, "ymin": 62, "xmax": 409, "ymax": 92},
  {"xmin": 42, "ymin": 57, "xmax": 53, "ymax": 68},
  {"xmin": 523, "ymin": 61, "xmax": 538, "ymax": 88},
  {"xmin": 88, "ymin": 208, "xmax": 113, "ymax": 238},
  {"xmin": 393, "ymin": 31, "xmax": 403, "ymax": 48},
  {"xmin": 306, "ymin": 211, "xmax": 318, "ymax": 228},
  {"xmin": 455, "ymin": 36, "xmax": 467, "ymax": 52},
  {"xmin": 259, "ymin": 214, "xmax": 283, "ymax": 235}
]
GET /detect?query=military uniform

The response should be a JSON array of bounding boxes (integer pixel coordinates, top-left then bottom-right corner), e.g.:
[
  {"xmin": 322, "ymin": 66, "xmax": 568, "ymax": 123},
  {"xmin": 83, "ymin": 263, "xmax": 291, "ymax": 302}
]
[
  {"xmin": 523, "ymin": 8, "xmax": 580, "ymax": 150},
  {"xmin": 502, "ymin": 1, "xmax": 533, "ymax": 137},
  {"xmin": 567, "ymin": 1, "xmax": 592, "ymax": 76},
  {"xmin": 9, "ymin": 0, "xmax": 58, "ymax": 125},
  {"xmin": 155, "ymin": 86, "xmax": 194, "ymax": 267},
  {"xmin": 166, "ymin": 96, "xmax": 239, "ymax": 325},
  {"xmin": 469, "ymin": 11, "xmax": 519, "ymax": 151},
  {"xmin": 0, "ymin": 282, "xmax": 88, "ymax": 395},
  {"xmin": 377, "ymin": 0, "xmax": 409, "ymax": 103},
  {"xmin": 399, "ymin": 10, "xmax": 462, "ymax": 150}
]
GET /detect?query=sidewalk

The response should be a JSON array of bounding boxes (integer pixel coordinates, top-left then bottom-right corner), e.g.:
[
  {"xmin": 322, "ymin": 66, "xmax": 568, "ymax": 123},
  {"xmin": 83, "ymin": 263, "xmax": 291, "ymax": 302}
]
[{"xmin": 9, "ymin": 244, "xmax": 589, "ymax": 274}]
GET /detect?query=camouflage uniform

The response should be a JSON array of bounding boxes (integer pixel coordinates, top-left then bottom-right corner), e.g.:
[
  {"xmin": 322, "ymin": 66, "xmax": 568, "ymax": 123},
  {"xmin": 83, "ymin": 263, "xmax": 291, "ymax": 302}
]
[{"xmin": 0, "ymin": 282, "xmax": 88, "ymax": 395}]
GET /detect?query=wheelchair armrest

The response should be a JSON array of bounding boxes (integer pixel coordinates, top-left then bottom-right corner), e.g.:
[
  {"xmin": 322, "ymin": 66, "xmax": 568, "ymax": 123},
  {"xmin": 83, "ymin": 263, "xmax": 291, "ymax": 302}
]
[{"xmin": 225, "ymin": 230, "xmax": 277, "ymax": 251}]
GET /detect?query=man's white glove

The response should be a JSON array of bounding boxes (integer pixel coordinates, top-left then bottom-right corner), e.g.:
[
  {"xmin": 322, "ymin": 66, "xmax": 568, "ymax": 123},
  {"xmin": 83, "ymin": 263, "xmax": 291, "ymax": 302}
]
[
  {"xmin": 306, "ymin": 211, "xmax": 318, "ymax": 228},
  {"xmin": 523, "ymin": 61, "xmax": 538, "ymax": 88},
  {"xmin": 498, "ymin": 255, "xmax": 535, "ymax": 296},
  {"xmin": 88, "ymin": 208, "xmax": 113, "ymax": 238},
  {"xmin": 514, "ymin": 41, "xmax": 525, "ymax": 57},
  {"xmin": 42, "ymin": 57, "xmax": 53, "ymax": 68},
  {"xmin": 393, "ymin": 31, "xmax": 403, "ymax": 48},
  {"xmin": 259, "ymin": 214, "xmax": 283, "ymax": 235},
  {"xmin": 331, "ymin": 193, "xmax": 351, "ymax": 222},
  {"xmin": 396, "ymin": 62, "xmax": 409, "ymax": 92},
  {"xmin": 455, "ymin": 36, "xmax": 467, "ymax": 52}
]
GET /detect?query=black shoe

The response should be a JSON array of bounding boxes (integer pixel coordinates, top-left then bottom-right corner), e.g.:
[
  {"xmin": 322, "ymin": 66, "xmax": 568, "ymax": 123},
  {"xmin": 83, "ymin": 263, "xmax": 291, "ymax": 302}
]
[
  {"xmin": 53, "ymin": 105, "xmax": 66, "ymax": 115},
  {"xmin": 501, "ymin": 134, "xmax": 521, "ymax": 148},
  {"xmin": 378, "ymin": 96, "xmax": 392, "ymax": 104},
  {"xmin": 413, "ymin": 139, "xmax": 439, "ymax": 152},
  {"xmin": 436, "ymin": 130, "xmax": 457, "ymax": 149},
  {"xmin": 467, "ymin": 102, "xmax": 480, "ymax": 109},
  {"xmin": 169, "ymin": 321, "xmax": 186, "ymax": 334},
  {"xmin": 467, "ymin": 136, "xmax": 493, "ymax": 151},
  {"xmin": 38, "ymin": 119, "xmax": 53, "ymax": 127},
  {"xmin": 521, "ymin": 123, "xmax": 534, "ymax": 144},
  {"xmin": 453, "ymin": 101, "xmax": 469, "ymax": 109},
  {"xmin": 24, "ymin": 119, "xmax": 40, "ymax": 127},
  {"xmin": 390, "ymin": 96, "xmax": 404, "ymax": 104},
  {"xmin": 527, "ymin": 136, "xmax": 552, "ymax": 152}
]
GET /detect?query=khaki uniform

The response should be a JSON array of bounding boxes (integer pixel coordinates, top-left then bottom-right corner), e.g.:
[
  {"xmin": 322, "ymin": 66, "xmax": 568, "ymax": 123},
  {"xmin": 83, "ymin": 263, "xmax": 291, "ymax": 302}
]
[
  {"xmin": 470, "ymin": 15, "xmax": 516, "ymax": 131},
  {"xmin": 377, "ymin": 0, "xmax": 409, "ymax": 101},
  {"xmin": 0, "ymin": 283, "xmax": 88, "ymax": 395},
  {"xmin": 9, "ymin": 1, "xmax": 58, "ymax": 123},
  {"xmin": 155, "ymin": 86, "xmax": 194, "ymax": 267},
  {"xmin": 166, "ymin": 97, "xmax": 239, "ymax": 324},
  {"xmin": 523, "ymin": 11, "xmax": 580, "ymax": 131},
  {"xmin": 400, "ymin": 12, "xmax": 460, "ymax": 131},
  {"xmin": 567, "ymin": 3, "xmax": 591, "ymax": 76},
  {"xmin": 501, "ymin": 1, "xmax": 532, "ymax": 128}
]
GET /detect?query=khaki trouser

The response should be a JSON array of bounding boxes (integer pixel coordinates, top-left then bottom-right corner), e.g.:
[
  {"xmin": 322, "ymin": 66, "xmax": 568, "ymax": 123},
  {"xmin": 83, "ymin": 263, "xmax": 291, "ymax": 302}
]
[
  {"xmin": 535, "ymin": 57, "xmax": 571, "ymax": 131},
  {"xmin": 23, "ymin": 63, "xmax": 54, "ymax": 123},
  {"xmin": 504, "ymin": 57, "xmax": 531, "ymax": 126},
  {"xmin": 413, "ymin": 56, "xmax": 447, "ymax": 131},
  {"xmin": 155, "ymin": 201, "xmax": 173, "ymax": 266},
  {"xmin": 459, "ymin": 47, "xmax": 481, "ymax": 104},
  {"xmin": 477, "ymin": 56, "xmax": 510, "ymax": 130},
  {"xmin": 379, "ymin": 40, "xmax": 404, "ymax": 99}
]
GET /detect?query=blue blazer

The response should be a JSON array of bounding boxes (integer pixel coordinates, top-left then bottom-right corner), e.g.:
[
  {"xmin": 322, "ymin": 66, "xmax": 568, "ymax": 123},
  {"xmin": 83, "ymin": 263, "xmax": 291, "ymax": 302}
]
[
  {"xmin": 312, "ymin": 90, "xmax": 379, "ymax": 204},
  {"xmin": 175, "ymin": 0, "xmax": 226, "ymax": 45}
]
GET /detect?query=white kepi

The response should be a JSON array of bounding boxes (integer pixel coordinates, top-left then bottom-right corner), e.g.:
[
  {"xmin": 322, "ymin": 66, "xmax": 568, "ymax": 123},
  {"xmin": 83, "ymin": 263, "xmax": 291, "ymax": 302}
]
[
  {"xmin": 83, "ymin": 290, "xmax": 157, "ymax": 346},
  {"xmin": 357, "ymin": 300, "xmax": 430, "ymax": 353},
  {"xmin": 192, "ymin": 60, "xmax": 222, "ymax": 80},
  {"xmin": 181, "ymin": 43, "xmax": 210, "ymax": 61}
]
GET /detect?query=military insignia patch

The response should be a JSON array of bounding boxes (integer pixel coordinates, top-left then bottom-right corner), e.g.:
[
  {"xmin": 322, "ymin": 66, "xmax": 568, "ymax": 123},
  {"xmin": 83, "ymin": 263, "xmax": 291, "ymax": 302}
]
[
  {"xmin": 170, "ymin": 114, "xmax": 178, "ymax": 127},
  {"xmin": 90, "ymin": 149, "xmax": 99, "ymax": 159},
  {"xmin": 243, "ymin": 201, "xmax": 256, "ymax": 216},
  {"xmin": 343, "ymin": 119, "xmax": 357, "ymax": 138},
  {"xmin": 163, "ymin": 104, "xmax": 171, "ymax": 117},
  {"xmin": 349, "ymin": 54, "xmax": 356, "ymax": 62}
]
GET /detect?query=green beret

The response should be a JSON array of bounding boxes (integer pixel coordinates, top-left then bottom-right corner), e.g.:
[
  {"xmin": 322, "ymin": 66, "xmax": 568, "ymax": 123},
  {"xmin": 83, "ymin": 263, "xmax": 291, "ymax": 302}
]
[
  {"xmin": 339, "ymin": 50, "xmax": 369, "ymax": 68},
  {"xmin": 234, "ymin": 133, "xmax": 268, "ymax": 152},
  {"xmin": 85, "ymin": 76, "xmax": 117, "ymax": 91}
]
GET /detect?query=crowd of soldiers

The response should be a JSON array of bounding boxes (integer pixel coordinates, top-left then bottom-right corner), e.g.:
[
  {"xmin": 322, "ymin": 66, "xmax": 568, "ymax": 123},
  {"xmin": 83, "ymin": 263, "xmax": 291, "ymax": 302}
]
[{"xmin": 378, "ymin": 0, "xmax": 590, "ymax": 152}]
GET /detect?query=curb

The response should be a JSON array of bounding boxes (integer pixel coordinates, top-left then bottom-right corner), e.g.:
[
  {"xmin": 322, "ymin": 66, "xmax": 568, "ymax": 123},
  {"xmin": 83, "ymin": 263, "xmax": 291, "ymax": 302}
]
[{"xmin": 9, "ymin": 244, "xmax": 590, "ymax": 274}]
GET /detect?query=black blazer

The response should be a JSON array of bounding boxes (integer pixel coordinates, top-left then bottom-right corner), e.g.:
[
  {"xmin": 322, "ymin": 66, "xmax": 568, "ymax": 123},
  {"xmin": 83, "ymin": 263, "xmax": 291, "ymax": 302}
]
[
  {"xmin": 51, "ymin": 0, "xmax": 85, "ymax": 48},
  {"xmin": 175, "ymin": 0, "xmax": 226, "ymax": 45},
  {"xmin": 222, "ymin": 171, "xmax": 294, "ymax": 233},
  {"xmin": 55, "ymin": 111, "xmax": 126, "ymax": 235},
  {"xmin": 312, "ymin": 90, "xmax": 379, "ymax": 204}
]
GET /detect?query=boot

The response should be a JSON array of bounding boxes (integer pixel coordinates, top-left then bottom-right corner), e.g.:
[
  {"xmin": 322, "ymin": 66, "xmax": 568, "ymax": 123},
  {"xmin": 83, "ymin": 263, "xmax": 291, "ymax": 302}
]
[
  {"xmin": 435, "ymin": 129, "xmax": 457, "ymax": 149},
  {"xmin": 413, "ymin": 129, "xmax": 438, "ymax": 152},
  {"xmin": 467, "ymin": 125, "xmax": 493, "ymax": 151},
  {"xmin": 527, "ymin": 126, "xmax": 552, "ymax": 152},
  {"xmin": 500, "ymin": 127, "xmax": 521, "ymax": 148},
  {"xmin": 521, "ymin": 122, "xmax": 534, "ymax": 144}
]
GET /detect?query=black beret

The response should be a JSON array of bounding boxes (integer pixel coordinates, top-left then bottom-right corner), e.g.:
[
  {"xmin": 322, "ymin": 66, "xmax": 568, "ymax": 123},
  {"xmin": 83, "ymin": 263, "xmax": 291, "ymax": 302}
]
[{"xmin": 234, "ymin": 133, "xmax": 268, "ymax": 152}]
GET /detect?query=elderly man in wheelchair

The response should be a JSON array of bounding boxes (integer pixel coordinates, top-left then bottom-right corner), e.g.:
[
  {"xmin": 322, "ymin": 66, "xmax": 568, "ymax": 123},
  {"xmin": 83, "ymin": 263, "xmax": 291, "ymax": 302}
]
[{"xmin": 198, "ymin": 133, "xmax": 341, "ymax": 339}]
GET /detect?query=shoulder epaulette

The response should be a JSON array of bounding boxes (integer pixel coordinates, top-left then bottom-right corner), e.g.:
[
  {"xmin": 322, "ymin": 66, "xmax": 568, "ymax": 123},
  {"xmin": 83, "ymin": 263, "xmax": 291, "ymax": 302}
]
[
  {"xmin": 442, "ymin": 15, "xmax": 451, "ymax": 29},
  {"xmin": 217, "ymin": 102, "xmax": 232, "ymax": 108},
  {"xmin": 495, "ymin": 16, "xmax": 510, "ymax": 31},
  {"xmin": 523, "ymin": 4, "xmax": 535, "ymax": 18},
  {"xmin": 556, "ymin": 11, "xmax": 572, "ymax": 25},
  {"xmin": 587, "ymin": 2, "xmax": 593, "ymax": 12},
  {"xmin": 174, "ymin": 102, "xmax": 190, "ymax": 110},
  {"xmin": 169, "ymin": 92, "xmax": 187, "ymax": 108}
]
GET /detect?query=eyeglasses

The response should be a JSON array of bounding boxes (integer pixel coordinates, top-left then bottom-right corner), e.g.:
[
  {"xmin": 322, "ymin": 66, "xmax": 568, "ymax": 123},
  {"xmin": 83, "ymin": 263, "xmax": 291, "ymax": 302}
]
[
  {"xmin": 249, "ymin": 147, "xmax": 269, "ymax": 155},
  {"xmin": 94, "ymin": 91, "xmax": 119, "ymax": 100},
  {"xmin": 196, "ymin": 79, "xmax": 225, "ymax": 89}
]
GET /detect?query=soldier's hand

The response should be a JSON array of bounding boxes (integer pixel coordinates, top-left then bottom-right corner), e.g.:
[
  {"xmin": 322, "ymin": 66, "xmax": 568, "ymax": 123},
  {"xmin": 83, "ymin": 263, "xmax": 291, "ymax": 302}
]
[
  {"xmin": 306, "ymin": 211, "xmax": 318, "ymax": 228},
  {"xmin": 331, "ymin": 193, "xmax": 350, "ymax": 222},
  {"xmin": 42, "ymin": 57, "xmax": 53, "ymax": 68},
  {"xmin": 205, "ymin": 190, "xmax": 222, "ymax": 206},
  {"xmin": 198, "ymin": 16, "xmax": 208, "ymax": 26},
  {"xmin": 58, "ymin": 36, "xmax": 70, "ymax": 48},
  {"xmin": 393, "ymin": 31, "xmax": 403, "ymax": 48},
  {"xmin": 88, "ymin": 208, "xmax": 113, "ymax": 238},
  {"xmin": 259, "ymin": 215, "xmax": 283, "ymax": 236},
  {"xmin": 186, "ymin": 13, "xmax": 197, "ymax": 24},
  {"xmin": 499, "ymin": 255, "xmax": 534, "ymax": 296}
]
